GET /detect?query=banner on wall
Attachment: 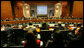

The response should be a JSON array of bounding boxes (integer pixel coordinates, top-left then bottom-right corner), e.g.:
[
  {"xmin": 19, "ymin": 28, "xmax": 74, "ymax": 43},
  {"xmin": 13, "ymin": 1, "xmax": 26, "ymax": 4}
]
[
  {"xmin": 23, "ymin": 2, "xmax": 30, "ymax": 18},
  {"xmin": 54, "ymin": 3, "xmax": 62, "ymax": 18}
]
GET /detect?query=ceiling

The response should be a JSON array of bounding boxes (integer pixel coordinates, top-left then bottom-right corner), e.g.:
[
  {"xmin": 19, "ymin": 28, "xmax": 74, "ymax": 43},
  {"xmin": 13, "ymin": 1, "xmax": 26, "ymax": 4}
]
[{"xmin": 16, "ymin": 1, "xmax": 60, "ymax": 5}]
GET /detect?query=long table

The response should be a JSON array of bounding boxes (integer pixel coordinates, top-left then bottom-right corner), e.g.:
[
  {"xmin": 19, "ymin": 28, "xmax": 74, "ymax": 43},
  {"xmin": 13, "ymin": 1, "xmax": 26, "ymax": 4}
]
[{"xmin": 1, "ymin": 19, "xmax": 83, "ymax": 25}]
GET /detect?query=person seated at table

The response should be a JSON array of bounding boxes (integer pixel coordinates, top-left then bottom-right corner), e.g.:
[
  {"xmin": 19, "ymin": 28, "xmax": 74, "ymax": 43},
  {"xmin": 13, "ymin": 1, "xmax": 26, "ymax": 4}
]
[
  {"xmin": 41, "ymin": 21, "xmax": 49, "ymax": 30},
  {"xmin": 58, "ymin": 21, "xmax": 64, "ymax": 30},
  {"xmin": 53, "ymin": 30, "xmax": 64, "ymax": 47},
  {"xmin": 74, "ymin": 23, "xmax": 82, "ymax": 35},
  {"xmin": 4, "ymin": 24, "xmax": 13, "ymax": 31},
  {"xmin": 24, "ymin": 22, "xmax": 36, "ymax": 34},
  {"xmin": 54, "ymin": 21, "xmax": 64, "ymax": 33},
  {"xmin": 24, "ymin": 30, "xmax": 37, "ymax": 47}
]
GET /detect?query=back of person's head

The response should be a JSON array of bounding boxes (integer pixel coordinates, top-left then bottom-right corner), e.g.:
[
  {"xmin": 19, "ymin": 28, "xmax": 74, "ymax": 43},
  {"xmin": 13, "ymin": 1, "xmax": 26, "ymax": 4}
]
[
  {"xmin": 48, "ymin": 25, "xmax": 50, "ymax": 27},
  {"xmin": 42, "ymin": 23, "xmax": 49, "ymax": 30},
  {"xmin": 58, "ymin": 24, "xmax": 61, "ymax": 27},
  {"xmin": 41, "ymin": 23, "xmax": 46, "ymax": 28},
  {"xmin": 29, "ymin": 23, "xmax": 32, "ymax": 26},
  {"xmin": 6, "ymin": 24, "xmax": 11, "ymax": 27},
  {"xmin": 58, "ymin": 21, "xmax": 62, "ymax": 26},
  {"xmin": 54, "ymin": 25, "xmax": 57, "ymax": 27},
  {"xmin": 37, "ymin": 25, "xmax": 39, "ymax": 28},
  {"xmin": 42, "ymin": 23, "xmax": 46, "ymax": 26},
  {"xmin": 77, "ymin": 24, "xmax": 81, "ymax": 27}
]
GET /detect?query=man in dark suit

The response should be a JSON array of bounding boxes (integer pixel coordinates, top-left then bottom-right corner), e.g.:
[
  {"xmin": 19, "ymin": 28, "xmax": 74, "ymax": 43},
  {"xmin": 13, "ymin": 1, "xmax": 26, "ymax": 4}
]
[{"xmin": 68, "ymin": 27, "xmax": 83, "ymax": 47}]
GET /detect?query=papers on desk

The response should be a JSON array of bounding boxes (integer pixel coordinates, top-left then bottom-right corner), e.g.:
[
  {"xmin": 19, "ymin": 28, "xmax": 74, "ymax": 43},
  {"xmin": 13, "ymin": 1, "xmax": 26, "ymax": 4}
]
[
  {"xmin": 19, "ymin": 25, "xmax": 23, "ymax": 29},
  {"xmin": 40, "ymin": 30, "xmax": 53, "ymax": 31},
  {"xmin": 71, "ymin": 27, "xmax": 76, "ymax": 29},
  {"xmin": 12, "ymin": 28, "xmax": 21, "ymax": 29},
  {"xmin": 61, "ymin": 24, "xmax": 65, "ymax": 27},
  {"xmin": 48, "ymin": 24, "xmax": 55, "ymax": 27}
]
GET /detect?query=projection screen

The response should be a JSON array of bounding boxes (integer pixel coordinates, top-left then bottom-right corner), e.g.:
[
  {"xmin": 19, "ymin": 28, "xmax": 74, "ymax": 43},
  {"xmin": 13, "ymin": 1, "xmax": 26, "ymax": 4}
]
[{"xmin": 37, "ymin": 6, "xmax": 47, "ymax": 15}]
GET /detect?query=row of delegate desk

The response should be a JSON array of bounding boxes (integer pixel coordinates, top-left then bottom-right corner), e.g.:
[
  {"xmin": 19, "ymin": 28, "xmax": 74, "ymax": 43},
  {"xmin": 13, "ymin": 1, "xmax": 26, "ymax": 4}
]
[{"xmin": 1, "ymin": 19, "xmax": 83, "ymax": 25}]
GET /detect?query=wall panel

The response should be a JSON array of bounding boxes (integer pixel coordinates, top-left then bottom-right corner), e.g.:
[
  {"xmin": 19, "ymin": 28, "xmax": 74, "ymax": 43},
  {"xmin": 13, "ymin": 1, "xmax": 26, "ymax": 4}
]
[
  {"xmin": 14, "ymin": 2, "xmax": 23, "ymax": 19},
  {"xmin": 72, "ymin": 1, "xmax": 83, "ymax": 18},
  {"xmin": 1, "ymin": 1, "xmax": 13, "ymax": 20}
]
